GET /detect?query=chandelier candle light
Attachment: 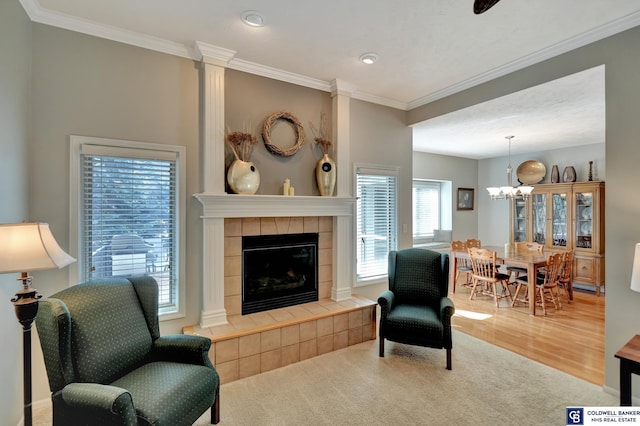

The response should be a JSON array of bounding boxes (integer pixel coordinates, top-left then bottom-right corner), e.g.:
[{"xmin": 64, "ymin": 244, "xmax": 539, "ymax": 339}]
[{"xmin": 486, "ymin": 136, "xmax": 534, "ymax": 200}]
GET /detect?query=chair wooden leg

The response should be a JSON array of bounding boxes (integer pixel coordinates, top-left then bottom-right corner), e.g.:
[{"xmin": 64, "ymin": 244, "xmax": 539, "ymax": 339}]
[
  {"xmin": 554, "ymin": 286, "xmax": 562, "ymax": 310},
  {"xmin": 511, "ymin": 284, "xmax": 520, "ymax": 307},
  {"xmin": 538, "ymin": 286, "xmax": 547, "ymax": 315},
  {"xmin": 469, "ymin": 278, "xmax": 480, "ymax": 300},
  {"xmin": 379, "ymin": 337, "xmax": 385, "ymax": 357},
  {"xmin": 501, "ymin": 281, "xmax": 513, "ymax": 305},
  {"xmin": 211, "ymin": 393, "xmax": 220, "ymax": 424},
  {"xmin": 446, "ymin": 348, "xmax": 452, "ymax": 370}
]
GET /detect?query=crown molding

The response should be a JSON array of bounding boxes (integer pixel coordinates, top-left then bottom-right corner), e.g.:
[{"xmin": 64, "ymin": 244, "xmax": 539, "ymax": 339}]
[
  {"xmin": 20, "ymin": 0, "xmax": 640, "ymax": 112},
  {"xmin": 19, "ymin": 0, "xmax": 193, "ymax": 59},
  {"xmin": 407, "ymin": 9, "xmax": 640, "ymax": 110},
  {"xmin": 351, "ymin": 91, "xmax": 408, "ymax": 110},
  {"xmin": 226, "ymin": 58, "xmax": 331, "ymax": 92},
  {"xmin": 193, "ymin": 41, "xmax": 236, "ymax": 66},
  {"xmin": 329, "ymin": 79, "xmax": 357, "ymax": 97}
]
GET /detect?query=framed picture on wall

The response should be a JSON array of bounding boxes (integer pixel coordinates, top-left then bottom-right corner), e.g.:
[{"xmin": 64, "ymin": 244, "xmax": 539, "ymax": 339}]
[{"xmin": 457, "ymin": 188, "xmax": 474, "ymax": 211}]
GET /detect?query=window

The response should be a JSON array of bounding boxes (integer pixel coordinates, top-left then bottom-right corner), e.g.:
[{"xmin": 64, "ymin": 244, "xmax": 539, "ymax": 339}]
[
  {"xmin": 356, "ymin": 165, "xmax": 398, "ymax": 283},
  {"xmin": 413, "ymin": 180, "xmax": 441, "ymax": 244},
  {"xmin": 70, "ymin": 136, "xmax": 185, "ymax": 316}
]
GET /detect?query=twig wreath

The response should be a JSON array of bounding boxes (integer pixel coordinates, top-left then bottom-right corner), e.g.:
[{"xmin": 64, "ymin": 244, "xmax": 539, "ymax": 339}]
[{"xmin": 262, "ymin": 111, "xmax": 305, "ymax": 157}]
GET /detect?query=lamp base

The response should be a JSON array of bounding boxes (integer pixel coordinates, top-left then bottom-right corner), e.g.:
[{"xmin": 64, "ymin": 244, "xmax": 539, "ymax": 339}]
[{"xmin": 11, "ymin": 272, "xmax": 41, "ymax": 426}]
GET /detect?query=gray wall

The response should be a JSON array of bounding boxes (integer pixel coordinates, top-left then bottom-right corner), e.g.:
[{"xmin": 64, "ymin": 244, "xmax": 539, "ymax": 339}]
[
  {"xmin": 0, "ymin": 1, "xmax": 31, "ymax": 423},
  {"xmin": 410, "ymin": 25, "xmax": 640, "ymax": 395},
  {"xmin": 349, "ymin": 99, "xmax": 413, "ymax": 301},
  {"xmin": 225, "ymin": 70, "xmax": 333, "ymax": 195}
]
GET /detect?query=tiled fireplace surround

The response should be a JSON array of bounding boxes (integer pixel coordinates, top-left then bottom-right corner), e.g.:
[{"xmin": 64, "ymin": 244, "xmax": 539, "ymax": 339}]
[{"xmin": 223, "ymin": 216, "xmax": 333, "ymax": 314}]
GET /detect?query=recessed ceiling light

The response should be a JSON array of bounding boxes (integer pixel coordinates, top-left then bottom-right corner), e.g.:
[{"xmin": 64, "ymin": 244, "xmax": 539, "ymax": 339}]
[
  {"xmin": 359, "ymin": 53, "xmax": 378, "ymax": 65},
  {"xmin": 241, "ymin": 10, "xmax": 265, "ymax": 27}
]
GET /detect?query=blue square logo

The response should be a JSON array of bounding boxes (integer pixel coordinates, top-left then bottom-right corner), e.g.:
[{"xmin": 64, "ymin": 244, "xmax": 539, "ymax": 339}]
[{"xmin": 567, "ymin": 408, "xmax": 584, "ymax": 425}]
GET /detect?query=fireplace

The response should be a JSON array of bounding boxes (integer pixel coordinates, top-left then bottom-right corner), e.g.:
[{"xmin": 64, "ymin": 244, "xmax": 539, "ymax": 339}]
[{"xmin": 242, "ymin": 232, "xmax": 319, "ymax": 315}]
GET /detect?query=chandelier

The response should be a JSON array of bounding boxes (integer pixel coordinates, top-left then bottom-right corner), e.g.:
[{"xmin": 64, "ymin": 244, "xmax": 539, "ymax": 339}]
[{"xmin": 486, "ymin": 136, "xmax": 534, "ymax": 200}]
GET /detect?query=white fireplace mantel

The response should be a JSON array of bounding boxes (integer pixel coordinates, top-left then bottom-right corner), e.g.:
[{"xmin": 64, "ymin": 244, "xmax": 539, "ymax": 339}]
[{"xmin": 194, "ymin": 193, "xmax": 356, "ymax": 218}]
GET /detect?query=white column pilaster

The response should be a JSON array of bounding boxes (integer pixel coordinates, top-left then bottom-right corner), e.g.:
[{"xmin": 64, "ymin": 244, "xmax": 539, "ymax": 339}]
[
  {"xmin": 330, "ymin": 79, "xmax": 357, "ymax": 301},
  {"xmin": 200, "ymin": 217, "xmax": 227, "ymax": 327},
  {"xmin": 195, "ymin": 42, "xmax": 235, "ymax": 326}
]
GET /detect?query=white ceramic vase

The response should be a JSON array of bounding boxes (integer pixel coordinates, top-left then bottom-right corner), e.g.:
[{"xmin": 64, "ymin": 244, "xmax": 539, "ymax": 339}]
[
  {"xmin": 227, "ymin": 159, "xmax": 260, "ymax": 194},
  {"xmin": 315, "ymin": 154, "xmax": 336, "ymax": 196}
]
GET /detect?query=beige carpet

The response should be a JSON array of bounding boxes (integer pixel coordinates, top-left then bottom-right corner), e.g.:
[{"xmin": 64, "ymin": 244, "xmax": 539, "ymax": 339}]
[{"xmin": 35, "ymin": 331, "xmax": 616, "ymax": 425}]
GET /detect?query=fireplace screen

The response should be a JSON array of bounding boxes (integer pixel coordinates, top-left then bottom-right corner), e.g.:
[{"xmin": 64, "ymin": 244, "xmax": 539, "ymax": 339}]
[{"xmin": 242, "ymin": 232, "xmax": 318, "ymax": 315}]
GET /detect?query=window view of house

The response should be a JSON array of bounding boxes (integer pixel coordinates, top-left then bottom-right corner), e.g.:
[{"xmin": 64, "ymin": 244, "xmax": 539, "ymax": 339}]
[{"xmin": 75, "ymin": 142, "xmax": 181, "ymax": 313}]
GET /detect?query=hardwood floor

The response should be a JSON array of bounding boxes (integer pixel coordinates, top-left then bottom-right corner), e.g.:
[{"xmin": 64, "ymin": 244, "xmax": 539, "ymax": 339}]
[{"xmin": 449, "ymin": 279, "xmax": 605, "ymax": 385}]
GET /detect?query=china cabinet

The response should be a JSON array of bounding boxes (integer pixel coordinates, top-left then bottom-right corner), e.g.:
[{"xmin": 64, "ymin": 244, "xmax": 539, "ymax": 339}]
[{"xmin": 510, "ymin": 181, "xmax": 605, "ymax": 295}]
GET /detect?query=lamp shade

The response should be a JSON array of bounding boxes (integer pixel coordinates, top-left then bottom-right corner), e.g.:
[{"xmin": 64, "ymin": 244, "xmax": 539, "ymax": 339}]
[
  {"xmin": 631, "ymin": 243, "xmax": 640, "ymax": 293},
  {"xmin": 0, "ymin": 223, "xmax": 76, "ymax": 273}
]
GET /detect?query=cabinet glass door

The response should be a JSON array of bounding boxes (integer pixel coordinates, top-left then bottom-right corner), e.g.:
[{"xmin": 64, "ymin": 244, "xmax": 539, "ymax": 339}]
[
  {"xmin": 532, "ymin": 193, "xmax": 546, "ymax": 245},
  {"xmin": 513, "ymin": 198, "xmax": 527, "ymax": 242},
  {"xmin": 575, "ymin": 191, "xmax": 594, "ymax": 249},
  {"xmin": 551, "ymin": 192, "xmax": 568, "ymax": 247}
]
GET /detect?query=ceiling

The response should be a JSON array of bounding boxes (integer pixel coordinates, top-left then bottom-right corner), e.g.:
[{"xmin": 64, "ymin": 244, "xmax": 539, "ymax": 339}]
[
  {"xmin": 412, "ymin": 65, "xmax": 606, "ymax": 159},
  {"xmin": 20, "ymin": 0, "xmax": 640, "ymax": 158}
]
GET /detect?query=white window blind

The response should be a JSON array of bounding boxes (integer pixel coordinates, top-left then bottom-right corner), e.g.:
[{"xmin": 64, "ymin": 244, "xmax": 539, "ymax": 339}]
[
  {"xmin": 77, "ymin": 142, "xmax": 181, "ymax": 313},
  {"xmin": 413, "ymin": 180, "xmax": 441, "ymax": 243},
  {"xmin": 356, "ymin": 166, "xmax": 398, "ymax": 282}
]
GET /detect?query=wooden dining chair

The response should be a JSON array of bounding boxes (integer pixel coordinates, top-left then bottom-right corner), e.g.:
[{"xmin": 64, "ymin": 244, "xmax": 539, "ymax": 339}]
[
  {"xmin": 558, "ymin": 250, "xmax": 574, "ymax": 303},
  {"xmin": 468, "ymin": 247, "xmax": 512, "ymax": 307},
  {"xmin": 450, "ymin": 240, "xmax": 472, "ymax": 293},
  {"xmin": 512, "ymin": 252, "xmax": 563, "ymax": 315},
  {"xmin": 465, "ymin": 239, "xmax": 481, "ymax": 249},
  {"xmin": 506, "ymin": 241, "xmax": 544, "ymax": 283}
]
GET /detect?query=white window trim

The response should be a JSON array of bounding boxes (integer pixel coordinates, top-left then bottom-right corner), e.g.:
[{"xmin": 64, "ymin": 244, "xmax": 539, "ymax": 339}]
[
  {"xmin": 69, "ymin": 135, "xmax": 186, "ymax": 320},
  {"xmin": 353, "ymin": 163, "xmax": 399, "ymax": 287},
  {"xmin": 412, "ymin": 179, "xmax": 442, "ymax": 245}
]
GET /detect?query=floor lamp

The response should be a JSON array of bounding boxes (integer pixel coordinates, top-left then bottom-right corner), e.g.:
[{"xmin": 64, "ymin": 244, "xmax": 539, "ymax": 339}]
[{"xmin": 0, "ymin": 223, "xmax": 75, "ymax": 426}]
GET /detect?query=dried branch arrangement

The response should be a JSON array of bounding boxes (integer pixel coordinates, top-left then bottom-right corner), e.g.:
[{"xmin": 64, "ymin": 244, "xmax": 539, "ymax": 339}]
[
  {"xmin": 310, "ymin": 113, "xmax": 332, "ymax": 155},
  {"xmin": 226, "ymin": 130, "xmax": 258, "ymax": 162}
]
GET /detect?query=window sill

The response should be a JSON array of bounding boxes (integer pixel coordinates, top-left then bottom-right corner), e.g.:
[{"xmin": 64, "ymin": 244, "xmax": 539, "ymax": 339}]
[{"xmin": 354, "ymin": 275, "xmax": 387, "ymax": 288}]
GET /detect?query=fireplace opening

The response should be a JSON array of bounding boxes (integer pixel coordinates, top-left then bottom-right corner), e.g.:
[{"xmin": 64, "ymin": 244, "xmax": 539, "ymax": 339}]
[{"xmin": 242, "ymin": 232, "xmax": 318, "ymax": 315}]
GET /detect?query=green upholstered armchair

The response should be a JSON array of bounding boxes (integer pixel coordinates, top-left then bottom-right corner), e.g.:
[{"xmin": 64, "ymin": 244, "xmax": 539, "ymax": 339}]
[
  {"xmin": 35, "ymin": 276, "xmax": 220, "ymax": 425},
  {"xmin": 378, "ymin": 248, "xmax": 455, "ymax": 370}
]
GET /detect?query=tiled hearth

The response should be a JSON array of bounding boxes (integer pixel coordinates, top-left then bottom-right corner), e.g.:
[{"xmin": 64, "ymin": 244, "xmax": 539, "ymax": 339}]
[{"xmin": 184, "ymin": 296, "xmax": 376, "ymax": 383}]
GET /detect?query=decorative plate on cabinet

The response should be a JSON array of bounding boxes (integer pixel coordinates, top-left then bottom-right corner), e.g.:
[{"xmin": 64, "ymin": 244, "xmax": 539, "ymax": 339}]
[{"xmin": 516, "ymin": 160, "xmax": 546, "ymax": 184}]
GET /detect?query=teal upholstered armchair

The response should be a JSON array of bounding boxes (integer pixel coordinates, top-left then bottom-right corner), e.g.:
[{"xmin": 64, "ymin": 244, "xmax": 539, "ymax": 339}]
[
  {"xmin": 36, "ymin": 276, "xmax": 220, "ymax": 425},
  {"xmin": 378, "ymin": 248, "xmax": 455, "ymax": 369}
]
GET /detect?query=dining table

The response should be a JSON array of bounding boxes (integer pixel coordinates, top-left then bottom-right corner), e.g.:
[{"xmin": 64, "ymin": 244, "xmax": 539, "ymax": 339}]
[{"xmin": 449, "ymin": 245, "xmax": 549, "ymax": 316}]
